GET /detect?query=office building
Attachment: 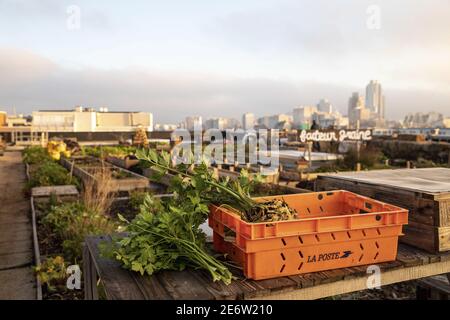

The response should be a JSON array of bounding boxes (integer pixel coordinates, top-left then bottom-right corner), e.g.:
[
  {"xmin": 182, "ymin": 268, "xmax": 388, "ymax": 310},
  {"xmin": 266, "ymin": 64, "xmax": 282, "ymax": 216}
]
[
  {"xmin": 365, "ymin": 80, "xmax": 385, "ymax": 120},
  {"xmin": 242, "ymin": 113, "xmax": 255, "ymax": 130}
]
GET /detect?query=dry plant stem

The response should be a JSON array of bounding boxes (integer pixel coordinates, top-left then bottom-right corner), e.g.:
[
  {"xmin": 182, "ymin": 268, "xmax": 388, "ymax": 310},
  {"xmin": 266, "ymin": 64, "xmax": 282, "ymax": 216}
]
[{"xmin": 82, "ymin": 166, "xmax": 114, "ymax": 214}]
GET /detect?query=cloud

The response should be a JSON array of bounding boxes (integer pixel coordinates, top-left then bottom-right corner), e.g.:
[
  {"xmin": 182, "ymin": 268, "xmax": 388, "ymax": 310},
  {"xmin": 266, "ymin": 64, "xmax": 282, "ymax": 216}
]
[
  {"xmin": 0, "ymin": 48, "xmax": 448, "ymax": 123},
  {"xmin": 206, "ymin": 0, "xmax": 450, "ymax": 90}
]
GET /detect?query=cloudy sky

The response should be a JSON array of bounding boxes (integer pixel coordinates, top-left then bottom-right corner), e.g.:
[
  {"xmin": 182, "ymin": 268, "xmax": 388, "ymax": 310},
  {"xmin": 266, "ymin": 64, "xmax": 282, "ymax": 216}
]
[{"xmin": 0, "ymin": 0, "xmax": 449, "ymax": 123}]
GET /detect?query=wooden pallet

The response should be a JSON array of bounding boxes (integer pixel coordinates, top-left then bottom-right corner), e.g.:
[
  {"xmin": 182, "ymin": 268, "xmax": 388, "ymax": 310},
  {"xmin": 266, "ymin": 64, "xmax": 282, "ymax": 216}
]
[{"xmin": 315, "ymin": 168, "xmax": 450, "ymax": 253}]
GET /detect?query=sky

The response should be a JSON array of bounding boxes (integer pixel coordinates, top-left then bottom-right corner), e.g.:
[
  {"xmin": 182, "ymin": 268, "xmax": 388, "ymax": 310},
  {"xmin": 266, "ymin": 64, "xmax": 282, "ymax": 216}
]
[{"xmin": 0, "ymin": 0, "xmax": 449, "ymax": 123}]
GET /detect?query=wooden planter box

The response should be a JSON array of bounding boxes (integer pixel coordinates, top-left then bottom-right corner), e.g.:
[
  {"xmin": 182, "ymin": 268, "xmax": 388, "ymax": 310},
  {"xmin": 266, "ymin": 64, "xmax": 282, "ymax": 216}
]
[
  {"xmin": 216, "ymin": 167, "xmax": 279, "ymax": 184},
  {"xmin": 61, "ymin": 157, "xmax": 149, "ymax": 193},
  {"xmin": 105, "ymin": 156, "xmax": 140, "ymax": 170},
  {"xmin": 315, "ymin": 168, "xmax": 450, "ymax": 253},
  {"xmin": 143, "ymin": 167, "xmax": 175, "ymax": 187},
  {"xmin": 31, "ymin": 185, "xmax": 79, "ymax": 208}
]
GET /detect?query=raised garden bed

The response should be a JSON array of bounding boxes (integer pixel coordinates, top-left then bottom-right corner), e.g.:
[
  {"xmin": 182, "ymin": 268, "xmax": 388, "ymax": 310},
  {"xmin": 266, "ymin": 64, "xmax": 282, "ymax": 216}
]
[
  {"xmin": 143, "ymin": 167, "xmax": 175, "ymax": 186},
  {"xmin": 30, "ymin": 187, "xmax": 85, "ymax": 300},
  {"xmin": 217, "ymin": 167, "xmax": 279, "ymax": 184},
  {"xmin": 60, "ymin": 156, "xmax": 150, "ymax": 193},
  {"xmin": 105, "ymin": 156, "xmax": 140, "ymax": 170}
]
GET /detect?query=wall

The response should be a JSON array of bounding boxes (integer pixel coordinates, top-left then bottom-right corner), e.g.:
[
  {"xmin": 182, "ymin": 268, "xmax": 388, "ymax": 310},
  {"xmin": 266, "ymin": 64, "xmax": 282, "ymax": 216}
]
[
  {"xmin": 0, "ymin": 112, "xmax": 6, "ymax": 127},
  {"xmin": 73, "ymin": 112, "xmax": 96, "ymax": 132},
  {"xmin": 32, "ymin": 111, "xmax": 75, "ymax": 131}
]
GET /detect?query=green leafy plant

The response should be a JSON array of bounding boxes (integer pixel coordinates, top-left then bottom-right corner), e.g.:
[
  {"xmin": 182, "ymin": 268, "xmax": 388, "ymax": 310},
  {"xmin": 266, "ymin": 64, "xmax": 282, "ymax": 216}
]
[
  {"xmin": 111, "ymin": 193, "xmax": 233, "ymax": 284},
  {"xmin": 129, "ymin": 191, "xmax": 148, "ymax": 212},
  {"xmin": 28, "ymin": 161, "xmax": 78, "ymax": 189},
  {"xmin": 108, "ymin": 149, "xmax": 296, "ymax": 285},
  {"xmin": 23, "ymin": 146, "xmax": 80, "ymax": 190},
  {"xmin": 136, "ymin": 148, "xmax": 296, "ymax": 222},
  {"xmin": 34, "ymin": 256, "xmax": 68, "ymax": 292},
  {"xmin": 81, "ymin": 146, "xmax": 137, "ymax": 159},
  {"xmin": 43, "ymin": 201, "xmax": 117, "ymax": 261},
  {"xmin": 23, "ymin": 146, "xmax": 52, "ymax": 164}
]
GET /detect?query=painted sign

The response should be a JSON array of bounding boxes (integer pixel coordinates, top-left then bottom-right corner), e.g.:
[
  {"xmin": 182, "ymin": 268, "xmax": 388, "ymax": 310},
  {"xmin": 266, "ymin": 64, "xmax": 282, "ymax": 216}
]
[{"xmin": 299, "ymin": 129, "xmax": 372, "ymax": 143}]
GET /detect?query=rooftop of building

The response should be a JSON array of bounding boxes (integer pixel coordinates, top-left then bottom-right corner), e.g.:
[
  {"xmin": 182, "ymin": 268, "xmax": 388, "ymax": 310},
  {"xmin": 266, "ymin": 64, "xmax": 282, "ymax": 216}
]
[{"xmin": 36, "ymin": 109, "xmax": 143, "ymax": 114}]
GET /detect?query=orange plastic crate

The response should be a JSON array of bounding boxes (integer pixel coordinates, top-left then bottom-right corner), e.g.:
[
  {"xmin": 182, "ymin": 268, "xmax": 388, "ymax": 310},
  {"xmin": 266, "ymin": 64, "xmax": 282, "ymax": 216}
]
[{"xmin": 209, "ymin": 190, "xmax": 408, "ymax": 280}]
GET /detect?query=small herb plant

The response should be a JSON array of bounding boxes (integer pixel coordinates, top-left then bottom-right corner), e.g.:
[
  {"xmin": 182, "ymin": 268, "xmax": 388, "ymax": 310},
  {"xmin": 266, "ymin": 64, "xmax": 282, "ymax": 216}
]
[
  {"xmin": 43, "ymin": 201, "xmax": 117, "ymax": 261},
  {"xmin": 23, "ymin": 146, "xmax": 80, "ymax": 189},
  {"xmin": 34, "ymin": 256, "xmax": 68, "ymax": 292}
]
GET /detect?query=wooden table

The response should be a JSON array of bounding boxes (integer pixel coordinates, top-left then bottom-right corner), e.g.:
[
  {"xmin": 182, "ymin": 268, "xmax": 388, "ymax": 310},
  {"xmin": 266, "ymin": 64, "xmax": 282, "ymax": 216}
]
[{"xmin": 83, "ymin": 235, "xmax": 450, "ymax": 300}]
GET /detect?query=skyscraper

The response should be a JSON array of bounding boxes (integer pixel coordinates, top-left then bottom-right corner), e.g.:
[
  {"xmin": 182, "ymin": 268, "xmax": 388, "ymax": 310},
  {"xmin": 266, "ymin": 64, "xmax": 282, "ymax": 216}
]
[
  {"xmin": 365, "ymin": 80, "xmax": 385, "ymax": 119},
  {"xmin": 348, "ymin": 92, "xmax": 370, "ymax": 128},
  {"xmin": 317, "ymin": 99, "xmax": 333, "ymax": 113}
]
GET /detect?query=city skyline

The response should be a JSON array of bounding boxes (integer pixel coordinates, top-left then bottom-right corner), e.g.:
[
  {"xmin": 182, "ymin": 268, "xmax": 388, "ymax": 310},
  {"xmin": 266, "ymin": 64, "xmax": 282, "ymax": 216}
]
[{"xmin": 0, "ymin": 0, "xmax": 449, "ymax": 123}]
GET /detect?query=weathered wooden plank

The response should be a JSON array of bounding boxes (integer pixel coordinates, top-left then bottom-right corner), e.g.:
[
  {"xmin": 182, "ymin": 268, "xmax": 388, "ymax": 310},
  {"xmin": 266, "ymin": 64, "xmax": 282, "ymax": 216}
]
[
  {"xmin": 189, "ymin": 269, "xmax": 243, "ymax": 300},
  {"xmin": 341, "ymin": 266, "xmax": 369, "ymax": 280},
  {"xmin": 312, "ymin": 269, "xmax": 348, "ymax": 285},
  {"xmin": 439, "ymin": 200, "xmax": 450, "ymax": 227},
  {"xmin": 287, "ymin": 274, "xmax": 314, "ymax": 289},
  {"xmin": 131, "ymin": 271, "xmax": 173, "ymax": 300},
  {"xmin": 0, "ymin": 225, "xmax": 32, "ymax": 244},
  {"xmin": 61, "ymin": 157, "xmax": 149, "ymax": 192},
  {"xmin": 105, "ymin": 156, "xmax": 139, "ymax": 170},
  {"xmin": 0, "ymin": 267, "xmax": 36, "ymax": 300},
  {"xmin": 86, "ymin": 236, "xmax": 450, "ymax": 300},
  {"xmin": 0, "ymin": 252, "xmax": 33, "ymax": 269},
  {"xmin": 254, "ymin": 276, "xmax": 297, "ymax": 292},
  {"xmin": 85, "ymin": 236, "xmax": 145, "ymax": 300},
  {"xmin": 396, "ymin": 246, "xmax": 427, "ymax": 267},
  {"xmin": 155, "ymin": 270, "xmax": 215, "ymax": 300},
  {"xmin": 318, "ymin": 168, "xmax": 450, "ymax": 194},
  {"xmin": 0, "ymin": 238, "xmax": 32, "ymax": 256},
  {"xmin": 252, "ymin": 259, "xmax": 450, "ymax": 300},
  {"xmin": 83, "ymin": 244, "xmax": 93, "ymax": 300},
  {"xmin": 31, "ymin": 185, "xmax": 79, "ymax": 198},
  {"xmin": 438, "ymin": 227, "xmax": 450, "ymax": 252},
  {"xmin": 417, "ymin": 276, "xmax": 450, "ymax": 298}
]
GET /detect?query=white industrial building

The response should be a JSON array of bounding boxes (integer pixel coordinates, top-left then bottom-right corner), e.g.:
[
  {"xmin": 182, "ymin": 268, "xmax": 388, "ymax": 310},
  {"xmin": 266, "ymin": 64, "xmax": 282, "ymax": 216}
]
[{"xmin": 32, "ymin": 107, "xmax": 153, "ymax": 132}]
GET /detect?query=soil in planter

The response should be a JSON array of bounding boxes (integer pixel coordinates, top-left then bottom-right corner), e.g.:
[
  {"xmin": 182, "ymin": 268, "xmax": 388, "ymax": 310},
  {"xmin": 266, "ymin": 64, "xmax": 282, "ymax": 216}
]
[
  {"xmin": 108, "ymin": 198, "xmax": 141, "ymax": 221},
  {"xmin": 83, "ymin": 167, "xmax": 134, "ymax": 180},
  {"xmin": 71, "ymin": 158, "xmax": 111, "ymax": 167},
  {"xmin": 43, "ymin": 286, "xmax": 84, "ymax": 300}
]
